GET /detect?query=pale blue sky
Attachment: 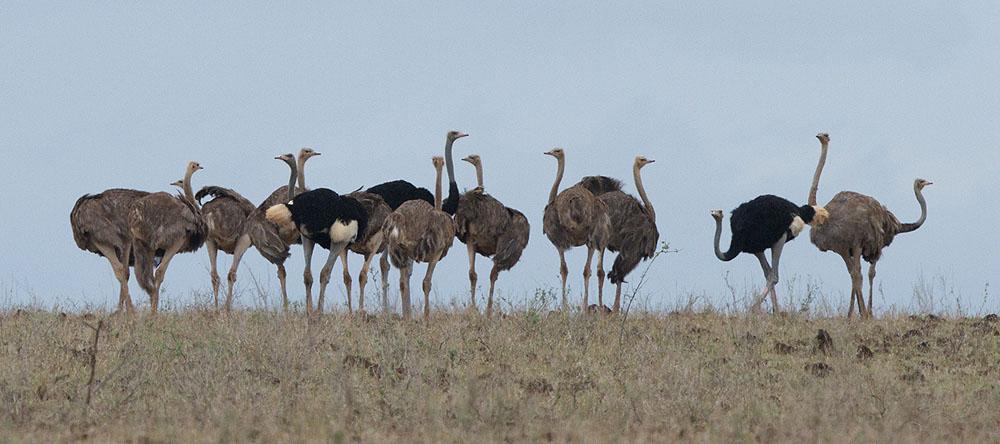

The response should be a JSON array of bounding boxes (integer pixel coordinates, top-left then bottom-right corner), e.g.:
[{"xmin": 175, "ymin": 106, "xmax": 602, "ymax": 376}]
[{"xmin": 2, "ymin": 2, "xmax": 997, "ymax": 313}]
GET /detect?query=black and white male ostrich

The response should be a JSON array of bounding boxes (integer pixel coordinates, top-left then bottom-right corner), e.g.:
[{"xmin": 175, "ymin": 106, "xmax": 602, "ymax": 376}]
[
  {"xmin": 806, "ymin": 133, "xmax": 932, "ymax": 318},
  {"xmin": 711, "ymin": 195, "xmax": 828, "ymax": 314},
  {"xmin": 542, "ymin": 148, "xmax": 612, "ymax": 310},
  {"xmin": 129, "ymin": 161, "xmax": 208, "ymax": 314},
  {"xmin": 266, "ymin": 183, "xmax": 368, "ymax": 314},
  {"xmin": 454, "ymin": 154, "xmax": 530, "ymax": 317},
  {"xmin": 71, "ymin": 184, "xmax": 151, "ymax": 312},
  {"xmin": 598, "ymin": 155, "xmax": 659, "ymax": 312},
  {"xmin": 383, "ymin": 156, "xmax": 456, "ymax": 320}
]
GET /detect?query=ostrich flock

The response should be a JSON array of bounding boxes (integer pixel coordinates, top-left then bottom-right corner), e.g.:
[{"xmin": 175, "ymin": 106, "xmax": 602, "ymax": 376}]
[{"xmin": 70, "ymin": 132, "xmax": 930, "ymax": 320}]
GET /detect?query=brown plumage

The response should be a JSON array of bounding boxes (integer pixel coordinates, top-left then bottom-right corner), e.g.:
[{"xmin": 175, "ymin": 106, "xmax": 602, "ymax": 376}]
[
  {"xmin": 541, "ymin": 148, "xmax": 612, "ymax": 310},
  {"xmin": 128, "ymin": 161, "xmax": 208, "ymax": 314},
  {"xmin": 454, "ymin": 154, "xmax": 531, "ymax": 317},
  {"xmin": 339, "ymin": 190, "xmax": 392, "ymax": 313},
  {"xmin": 196, "ymin": 185, "xmax": 254, "ymax": 310},
  {"xmin": 71, "ymin": 188, "xmax": 150, "ymax": 312},
  {"xmin": 807, "ymin": 133, "xmax": 932, "ymax": 319},
  {"xmin": 598, "ymin": 155, "xmax": 659, "ymax": 312},
  {"xmin": 235, "ymin": 148, "xmax": 319, "ymax": 311},
  {"xmin": 383, "ymin": 156, "xmax": 456, "ymax": 320}
]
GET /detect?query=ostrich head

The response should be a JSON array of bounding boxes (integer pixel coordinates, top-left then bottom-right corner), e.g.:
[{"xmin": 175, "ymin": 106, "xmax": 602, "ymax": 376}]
[
  {"xmin": 274, "ymin": 153, "xmax": 296, "ymax": 167},
  {"xmin": 915, "ymin": 178, "xmax": 933, "ymax": 190},
  {"xmin": 710, "ymin": 209, "xmax": 724, "ymax": 221},
  {"xmin": 635, "ymin": 155, "xmax": 655, "ymax": 168},
  {"xmin": 816, "ymin": 133, "xmax": 830, "ymax": 143},
  {"xmin": 797, "ymin": 205, "xmax": 830, "ymax": 226},
  {"xmin": 169, "ymin": 179, "xmax": 184, "ymax": 188},
  {"xmin": 432, "ymin": 156, "xmax": 445, "ymax": 170},
  {"xmin": 461, "ymin": 154, "xmax": 481, "ymax": 166},
  {"xmin": 298, "ymin": 147, "xmax": 321, "ymax": 160},
  {"xmin": 447, "ymin": 130, "xmax": 469, "ymax": 141},
  {"xmin": 544, "ymin": 148, "xmax": 565, "ymax": 159},
  {"xmin": 186, "ymin": 161, "xmax": 203, "ymax": 174}
]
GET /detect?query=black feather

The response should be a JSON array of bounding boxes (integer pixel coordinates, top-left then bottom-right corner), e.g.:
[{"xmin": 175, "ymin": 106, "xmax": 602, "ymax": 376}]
[
  {"xmin": 577, "ymin": 176, "xmax": 623, "ymax": 196},
  {"xmin": 727, "ymin": 195, "xmax": 809, "ymax": 255},
  {"xmin": 286, "ymin": 188, "xmax": 369, "ymax": 250},
  {"xmin": 366, "ymin": 180, "xmax": 434, "ymax": 210}
]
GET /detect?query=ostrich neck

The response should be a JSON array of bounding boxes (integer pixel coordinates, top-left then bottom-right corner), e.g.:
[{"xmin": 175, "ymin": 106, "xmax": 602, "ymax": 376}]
[
  {"xmin": 713, "ymin": 217, "xmax": 727, "ymax": 261},
  {"xmin": 285, "ymin": 161, "xmax": 298, "ymax": 202},
  {"xmin": 182, "ymin": 168, "xmax": 198, "ymax": 209},
  {"xmin": 900, "ymin": 185, "xmax": 927, "ymax": 233},
  {"xmin": 296, "ymin": 155, "xmax": 308, "ymax": 190},
  {"xmin": 634, "ymin": 163, "xmax": 655, "ymax": 222},
  {"xmin": 445, "ymin": 139, "xmax": 456, "ymax": 186},
  {"xmin": 474, "ymin": 161, "xmax": 484, "ymax": 188},
  {"xmin": 548, "ymin": 157, "xmax": 565, "ymax": 204},
  {"xmin": 434, "ymin": 166, "xmax": 444, "ymax": 210},
  {"xmin": 808, "ymin": 141, "xmax": 828, "ymax": 206}
]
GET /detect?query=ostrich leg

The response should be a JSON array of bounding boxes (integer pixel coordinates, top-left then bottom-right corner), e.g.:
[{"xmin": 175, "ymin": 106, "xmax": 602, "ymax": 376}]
[
  {"xmin": 379, "ymin": 252, "xmax": 390, "ymax": 313},
  {"xmin": 340, "ymin": 249, "xmax": 353, "ymax": 313},
  {"xmin": 467, "ymin": 242, "xmax": 478, "ymax": 311},
  {"xmin": 767, "ymin": 235, "xmax": 787, "ymax": 315},
  {"xmin": 582, "ymin": 247, "xmax": 595, "ymax": 310},
  {"xmin": 841, "ymin": 252, "xmax": 857, "ymax": 318},
  {"xmin": 487, "ymin": 263, "xmax": 500, "ymax": 318},
  {"xmin": 317, "ymin": 242, "xmax": 348, "ymax": 314},
  {"xmin": 358, "ymin": 251, "xmax": 376, "ymax": 313},
  {"xmin": 595, "ymin": 249, "xmax": 606, "ymax": 307},
  {"xmin": 276, "ymin": 264, "xmax": 289, "ymax": 312},
  {"xmin": 866, "ymin": 261, "xmax": 878, "ymax": 319},
  {"xmin": 848, "ymin": 252, "xmax": 865, "ymax": 319},
  {"xmin": 206, "ymin": 240, "xmax": 220, "ymax": 309},
  {"xmin": 399, "ymin": 263, "xmax": 413, "ymax": 320},
  {"xmin": 302, "ymin": 237, "xmax": 316, "ymax": 314},
  {"xmin": 750, "ymin": 253, "xmax": 772, "ymax": 313},
  {"xmin": 95, "ymin": 243, "xmax": 133, "ymax": 313},
  {"xmin": 613, "ymin": 283, "xmax": 623, "ymax": 313},
  {"xmin": 225, "ymin": 234, "xmax": 252, "ymax": 312},
  {"xmin": 422, "ymin": 253, "xmax": 443, "ymax": 321},
  {"xmin": 558, "ymin": 250, "xmax": 569, "ymax": 310},
  {"xmin": 150, "ymin": 240, "xmax": 185, "ymax": 315}
]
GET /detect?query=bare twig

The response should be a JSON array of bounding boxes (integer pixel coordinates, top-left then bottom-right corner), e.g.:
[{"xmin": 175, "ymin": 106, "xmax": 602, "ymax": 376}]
[{"xmin": 84, "ymin": 319, "xmax": 103, "ymax": 408}]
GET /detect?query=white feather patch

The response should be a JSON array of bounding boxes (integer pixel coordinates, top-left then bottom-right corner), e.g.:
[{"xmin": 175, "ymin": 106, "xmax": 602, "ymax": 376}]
[
  {"xmin": 789, "ymin": 215, "xmax": 805, "ymax": 237},
  {"xmin": 329, "ymin": 220, "xmax": 359, "ymax": 243},
  {"xmin": 390, "ymin": 227, "xmax": 399, "ymax": 239}
]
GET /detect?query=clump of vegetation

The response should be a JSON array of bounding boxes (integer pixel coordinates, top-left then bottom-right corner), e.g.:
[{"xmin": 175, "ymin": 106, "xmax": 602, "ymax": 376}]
[{"xmin": 0, "ymin": 309, "xmax": 997, "ymax": 442}]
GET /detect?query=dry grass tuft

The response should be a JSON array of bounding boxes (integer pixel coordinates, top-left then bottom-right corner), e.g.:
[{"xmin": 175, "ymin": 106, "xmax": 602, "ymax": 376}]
[{"xmin": 0, "ymin": 309, "xmax": 998, "ymax": 442}]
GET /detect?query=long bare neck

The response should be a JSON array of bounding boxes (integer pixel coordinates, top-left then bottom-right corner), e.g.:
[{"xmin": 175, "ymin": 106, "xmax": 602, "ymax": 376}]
[
  {"xmin": 182, "ymin": 168, "xmax": 198, "ymax": 209},
  {"xmin": 296, "ymin": 155, "xmax": 308, "ymax": 189},
  {"xmin": 285, "ymin": 161, "xmax": 298, "ymax": 202},
  {"xmin": 634, "ymin": 163, "xmax": 655, "ymax": 222},
  {"xmin": 899, "ymin": 184, "xmax": 928, "ymax": 233},
  {"xmin": 474, "ymin": 161, "xmax": 484, "ymax": 188},
  {"xmin": 712, "ymin": 216, "xmax": 737, "ymax": 261},
  {"xmin": 808, "ymin": 141, "xmax": 829, "ymax": 206},
  {"xmin": 548, "ymin": 157, "xmax": 565, "ymax": 204},
  {"xmin": 444, "ymin": 139, "xmax": 456, "ymax": 186},
  {"xmin": 434, "ymin": 166, "xmax": 444, "ymax": 210}
]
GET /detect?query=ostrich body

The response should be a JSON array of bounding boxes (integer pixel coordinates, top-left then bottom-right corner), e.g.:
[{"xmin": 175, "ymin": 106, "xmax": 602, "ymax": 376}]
[
  {"xmin": 383, "ymin": 156, "xmax": 456, "ymax": 320},
  {"xmin": 224, "ymin": 148, "xmax": 318, "ymax": 311},
  {"xmin": 266, "ymin": 182, "xmax": 368, "ymax": 314},
  {"xmin": 542, "ymin": 148, "xmax": 612, "ymax": 310},
  {"xmin": 129, "ymin": 161, "xmax": 208, "ymax": 313},
  {"xmin": 195, "ymin": 184, "xmax": 254, "ymax": 310},
  {"xmin": 711, "ymin": 195, "xmax": 827, "ymax": 314},
  {"xmin": 338, "ymin": 190, "xmax": 392, "ymax": 313},
  {"xmin": 807, "ymin": 133, "xmax": 932, "ymax": 318},
  {"xmin": 598, "ymin": 156, "xmax": 659, "ymax": 312},
  {"xmin": 71, "ymin": 187, "xmax": 150, "ymax": 312},
  {"xmin": 454, "ymin": 154, "xmax": 530, "ymax": 317}
]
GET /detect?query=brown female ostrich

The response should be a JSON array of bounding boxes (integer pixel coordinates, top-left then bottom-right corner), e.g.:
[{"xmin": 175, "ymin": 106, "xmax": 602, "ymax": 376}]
[
  {"xmin": 196, "ymin": 182, "xmax": 254, "ymax": 311},
  {"xmin": 454, "ymin": 154, "xmax": 530, "ymax": 317},
  {"xmin": 129, "ymin": 161, "xmax": 207, "ymax": 313},
  {"xmin": 383, "ymin": 156, "xmax": 456, "ymax": 320},
  {"xmin": 597, "ymin": 155, "xmax": 659, "ymax": 312},
  {"xmin": 542, "ymin": 148, "xmax": 612, "ymax": 310},
  {"xmin": 71, "ymin": 184, "xmax": 151, "ymax": 312},
  {"xmin": 229, "ymin": 148, "xmax": 319, "ymax": 311},
  {"xmin": 807, "ymin": 133, "xmax": 932, "ymax": 318},
  {"xmin": 338, "ymin": 190, "xmax": 391, "ymax": 313}
]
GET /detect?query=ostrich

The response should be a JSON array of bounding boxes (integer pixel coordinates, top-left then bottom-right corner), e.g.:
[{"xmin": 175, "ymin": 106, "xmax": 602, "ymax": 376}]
[
  {"xmin": 598, "ymin": 155, "xmax": 659, "ymax": 312},
  {"xmin": 711, "ymin": 195, "xmax": 828, "ymax": 314},
  {"xmin": 226, "ymin": 148, "xmax": 319, "ymax": 311},
  {"xmin": 129, "ymin": 161, "xmax": 208, "ymax": 313},
  {"xmin": 542, "ymin": 148, "xmax": 612, "ymax": 310},
  {"xmin": 807, "ymin": 133, "xmax": 932, "ymax": 318},
  {"xmin": 454, "ymin": 154, "xmax": 530, "ymax": 317},
  {"xmin": 338, "ymin": 190, "xmax": 391, "ymax": 313},
  {"xmin": 383, "ymin": 156, "xmax": 456, "ymax": 320},
  {"xmin": 195, "ymin": 181, "xmax": 254, "ymax": 311},
  {"xmin": 266, "ymin": 185, "xmax": 368, "ymax": 315},
  {"xmin": 71, "ymin": 184, "xmax": 151, "ymax": 312}
]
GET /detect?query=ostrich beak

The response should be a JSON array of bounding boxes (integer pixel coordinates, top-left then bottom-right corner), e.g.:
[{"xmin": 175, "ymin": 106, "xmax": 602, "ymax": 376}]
[
  {"xmin": 647, "ymin": 159, "xmax": 656, "ymax": 163},
  {"xmin": 543, "ymin": 151, "xmax": 554, "ymax": 156},
  {"xmin": 462, "ymin": 156, "xmax": 473, "ymax": 163},
  {"xmin": 456, "ymin": 132, "xmax": 469, "ymax": 139},
  {"xmin": 312, "ymin": 152, "xmax": 322, "ymax": 156}
]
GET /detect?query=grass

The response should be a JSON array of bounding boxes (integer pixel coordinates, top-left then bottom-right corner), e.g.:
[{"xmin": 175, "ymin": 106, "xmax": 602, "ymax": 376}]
[{"xmin": 1, "ymin": 307, "xmax": 998, "ymax": 443}]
